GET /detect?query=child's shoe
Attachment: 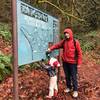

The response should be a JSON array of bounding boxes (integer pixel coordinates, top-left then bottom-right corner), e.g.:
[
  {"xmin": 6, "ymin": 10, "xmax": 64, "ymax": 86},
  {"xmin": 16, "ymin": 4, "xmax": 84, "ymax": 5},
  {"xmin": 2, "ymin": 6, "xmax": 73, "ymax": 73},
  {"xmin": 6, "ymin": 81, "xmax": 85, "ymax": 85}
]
[
  {"xmin": 64, "ymin": 88, "xmax": 71, "ymax": 93},
  {"xmin": 72, "ymin": 91, "xmax": 78, "ymax": 98},
  {"xmin": 45, "ymin": 95, "xmax": 52, "ymax": 99},
  {"xmin": 54, "ymin": 90, "xmax": 58, "ymax": 97}
]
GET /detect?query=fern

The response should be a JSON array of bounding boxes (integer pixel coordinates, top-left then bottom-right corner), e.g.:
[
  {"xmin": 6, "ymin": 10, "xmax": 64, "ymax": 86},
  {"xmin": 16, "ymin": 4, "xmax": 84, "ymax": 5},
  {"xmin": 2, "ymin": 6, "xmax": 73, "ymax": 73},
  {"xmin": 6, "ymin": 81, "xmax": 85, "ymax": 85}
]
[
  {"xmin": 0, "ymin": 53, "xmax": 12, "ymax": 81},
  {"xmin": 0, "ymin": 23, "xmax": 11, "ymax": 41}
]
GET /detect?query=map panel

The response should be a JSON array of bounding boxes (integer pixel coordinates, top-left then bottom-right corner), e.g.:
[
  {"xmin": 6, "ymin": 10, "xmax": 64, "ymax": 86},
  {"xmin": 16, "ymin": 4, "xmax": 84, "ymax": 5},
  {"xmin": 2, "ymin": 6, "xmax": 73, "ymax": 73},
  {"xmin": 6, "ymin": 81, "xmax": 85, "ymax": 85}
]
[{"xmin": 17, "ymin": 0, "xmax": 59, "ymax": 65}]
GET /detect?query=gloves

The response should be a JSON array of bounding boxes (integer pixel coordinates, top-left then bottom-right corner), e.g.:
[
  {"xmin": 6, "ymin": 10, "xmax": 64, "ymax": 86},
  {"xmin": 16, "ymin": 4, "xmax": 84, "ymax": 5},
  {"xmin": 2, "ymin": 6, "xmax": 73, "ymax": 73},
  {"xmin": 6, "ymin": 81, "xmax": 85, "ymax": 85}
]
[
  {"xmin": 46, "ymin": 48, "xmax": 51, "ymax": 54},
  {"xmin": 47, "ymin": 48, "xmax": 51, "ymax": 53},
  {"xmin": 46, "ymin": 48, "xmax": 51, "ymax": 59}
]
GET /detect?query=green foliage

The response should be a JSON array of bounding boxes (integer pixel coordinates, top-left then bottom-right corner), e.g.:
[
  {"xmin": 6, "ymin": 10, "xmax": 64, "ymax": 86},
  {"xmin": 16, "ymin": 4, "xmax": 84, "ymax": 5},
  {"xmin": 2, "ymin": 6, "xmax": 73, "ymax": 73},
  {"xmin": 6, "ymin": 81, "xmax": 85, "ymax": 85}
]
[
  {"xmin": 0, "ymin": 23, "xmax": 11, "ymax": 41},
  {"xmin": 19, "ymin": 62, "xmax": 41, "ymax": 72},
  {"xmin": 19, "ymin": 59, "xmax": 49, "ymax": 71},
  {"xmin": 81, "ymin": 41, "xmax": 95, "ymax": 52},
  {"xmin": 19, "ymin": 65, "xmax": 25, "ymax": 72},
  {"xmin": 30, "ymin": 62, "xmax": 41, "ymax": 69},
  {"xmin": 86, "ymin": 31, "xmax": 97, "ymax": 37},
  {"xmin": 74, "ymin": 30, "xmax": 98, "ymax": 52},
  {"xmin": 0, "ymin": 53, "xmax": 12, "ymax": 81},
  {"xmin": 60, "ymin": 33, "xmax": 64, "ymax": 39}
]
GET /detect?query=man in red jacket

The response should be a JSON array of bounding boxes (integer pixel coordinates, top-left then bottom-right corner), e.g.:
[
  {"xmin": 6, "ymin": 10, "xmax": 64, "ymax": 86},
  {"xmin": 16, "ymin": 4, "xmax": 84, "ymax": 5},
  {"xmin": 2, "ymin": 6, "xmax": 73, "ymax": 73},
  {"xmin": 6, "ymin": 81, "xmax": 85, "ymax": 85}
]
[{"xmin": 47, "ymin": 28, "xmax": 82, "ymax": 98}]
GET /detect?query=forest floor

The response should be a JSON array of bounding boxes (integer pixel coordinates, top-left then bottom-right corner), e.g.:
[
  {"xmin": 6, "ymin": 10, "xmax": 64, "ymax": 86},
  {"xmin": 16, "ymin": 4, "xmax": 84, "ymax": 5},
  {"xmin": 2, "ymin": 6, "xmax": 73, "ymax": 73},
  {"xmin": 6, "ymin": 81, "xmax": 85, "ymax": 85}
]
[{"xmin": 0, "ymin": 36, "xmax": 100, "ymax": 100}]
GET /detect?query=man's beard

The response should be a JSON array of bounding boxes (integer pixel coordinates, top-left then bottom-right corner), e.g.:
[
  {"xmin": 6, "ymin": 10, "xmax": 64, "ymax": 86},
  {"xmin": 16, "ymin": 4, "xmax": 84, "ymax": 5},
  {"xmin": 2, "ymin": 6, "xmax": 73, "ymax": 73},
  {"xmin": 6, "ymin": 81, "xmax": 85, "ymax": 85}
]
[{"xmin": 64, "ymin": 36, "xmax": 70, "ymax": 40}]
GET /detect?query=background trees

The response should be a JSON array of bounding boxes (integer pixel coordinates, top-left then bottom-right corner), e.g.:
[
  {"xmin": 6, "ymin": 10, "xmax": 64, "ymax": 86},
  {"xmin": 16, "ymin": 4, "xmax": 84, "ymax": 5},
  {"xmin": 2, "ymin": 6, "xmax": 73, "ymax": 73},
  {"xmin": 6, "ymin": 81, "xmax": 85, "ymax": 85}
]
[
  {"xmin": 21, "ymin": 0, "xmax": 100, "ymax": 32},
  {"xmin": 0, "ymin": 0, "xmax": 99, "ymax": 32}
]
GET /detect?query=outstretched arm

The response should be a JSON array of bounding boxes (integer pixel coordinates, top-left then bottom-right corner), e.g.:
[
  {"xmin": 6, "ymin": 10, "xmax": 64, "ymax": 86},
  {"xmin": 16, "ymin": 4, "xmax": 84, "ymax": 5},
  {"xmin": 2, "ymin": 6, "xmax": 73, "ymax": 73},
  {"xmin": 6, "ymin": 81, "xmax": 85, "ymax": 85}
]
[{"xmin": 47, "ymin": 39, "xmax": 65, "ymax": 52}]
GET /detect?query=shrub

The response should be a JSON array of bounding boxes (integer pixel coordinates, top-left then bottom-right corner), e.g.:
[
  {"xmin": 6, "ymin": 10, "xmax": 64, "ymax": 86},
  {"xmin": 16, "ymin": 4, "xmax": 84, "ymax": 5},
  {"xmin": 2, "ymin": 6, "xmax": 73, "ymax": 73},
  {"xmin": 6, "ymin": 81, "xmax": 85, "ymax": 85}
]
[
  {"xmin": 81, "ymin": 41, "xmax": 95, "ymax": 52},
  {"xmin": 0, "ymin": 53, "xmax": 12, "ymax": 81},
  {"xmin": 0, "ymin": 23, "xmax": 11, "ymax": 41}
]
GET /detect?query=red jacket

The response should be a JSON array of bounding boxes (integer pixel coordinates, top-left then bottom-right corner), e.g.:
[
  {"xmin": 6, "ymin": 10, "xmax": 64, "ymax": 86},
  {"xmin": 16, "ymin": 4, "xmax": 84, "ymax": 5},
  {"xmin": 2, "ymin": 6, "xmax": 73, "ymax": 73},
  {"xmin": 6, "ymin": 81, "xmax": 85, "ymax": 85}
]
[{"xmin": 50, "ymin": 28, "xmax": 82, "ymax": 65}]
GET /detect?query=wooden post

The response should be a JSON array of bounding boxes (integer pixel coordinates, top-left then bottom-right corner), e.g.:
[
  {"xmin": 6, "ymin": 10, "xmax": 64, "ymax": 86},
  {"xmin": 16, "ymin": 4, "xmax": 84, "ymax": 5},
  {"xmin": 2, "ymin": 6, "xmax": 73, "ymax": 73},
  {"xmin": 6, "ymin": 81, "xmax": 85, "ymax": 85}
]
[{"xmin": 12, "ymin": 0, "xmax": 19, "ymax": 99}]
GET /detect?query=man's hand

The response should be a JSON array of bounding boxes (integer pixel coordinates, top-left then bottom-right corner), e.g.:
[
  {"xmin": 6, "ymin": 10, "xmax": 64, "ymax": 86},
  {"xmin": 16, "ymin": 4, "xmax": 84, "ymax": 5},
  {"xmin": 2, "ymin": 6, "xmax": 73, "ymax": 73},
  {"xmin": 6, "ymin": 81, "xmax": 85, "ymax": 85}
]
[
  {"xmin": 46, "ymin": 48, "xmax": 51, "ymax": 53},
  {"xmin": 47, "ymin": 48, "xmax": 51, "ymax": 52},
  {"xmin": 46, "ymin": 48, "xmax": 51, "ymax": 59}
]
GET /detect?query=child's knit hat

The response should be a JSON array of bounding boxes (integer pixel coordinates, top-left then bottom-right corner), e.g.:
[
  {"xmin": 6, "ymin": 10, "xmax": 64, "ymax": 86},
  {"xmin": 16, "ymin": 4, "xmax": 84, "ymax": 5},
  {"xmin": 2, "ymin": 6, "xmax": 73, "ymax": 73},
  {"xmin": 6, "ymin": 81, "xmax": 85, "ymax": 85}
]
[{"xmin": 48, "ymin": 57, "xmax": 60, "ymax": 68}]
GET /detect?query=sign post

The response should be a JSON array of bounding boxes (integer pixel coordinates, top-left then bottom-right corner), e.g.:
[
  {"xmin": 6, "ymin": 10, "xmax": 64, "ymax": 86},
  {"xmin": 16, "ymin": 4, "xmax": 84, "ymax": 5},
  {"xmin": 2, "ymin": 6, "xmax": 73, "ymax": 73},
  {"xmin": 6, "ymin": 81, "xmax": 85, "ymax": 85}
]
[{"xmin": 12, "ymin": 0, "xmax": 19, "ymax": 99}]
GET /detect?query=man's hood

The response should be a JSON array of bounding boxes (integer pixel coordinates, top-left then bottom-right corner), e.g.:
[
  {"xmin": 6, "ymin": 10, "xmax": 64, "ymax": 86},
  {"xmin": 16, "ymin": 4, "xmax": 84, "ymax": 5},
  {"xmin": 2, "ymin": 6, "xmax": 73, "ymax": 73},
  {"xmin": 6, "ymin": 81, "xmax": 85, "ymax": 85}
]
[{"xmin": 64, "ymin": 28, "xmax": 73, "ymax": 40}]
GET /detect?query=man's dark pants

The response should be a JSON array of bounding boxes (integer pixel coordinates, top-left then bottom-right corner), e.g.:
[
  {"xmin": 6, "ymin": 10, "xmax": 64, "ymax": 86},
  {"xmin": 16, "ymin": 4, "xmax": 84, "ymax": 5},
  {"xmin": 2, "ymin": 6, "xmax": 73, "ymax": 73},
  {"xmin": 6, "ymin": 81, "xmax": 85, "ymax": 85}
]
[{"xmin": 63, "ymin": 62, "xmax": 78, "ymax": 91}]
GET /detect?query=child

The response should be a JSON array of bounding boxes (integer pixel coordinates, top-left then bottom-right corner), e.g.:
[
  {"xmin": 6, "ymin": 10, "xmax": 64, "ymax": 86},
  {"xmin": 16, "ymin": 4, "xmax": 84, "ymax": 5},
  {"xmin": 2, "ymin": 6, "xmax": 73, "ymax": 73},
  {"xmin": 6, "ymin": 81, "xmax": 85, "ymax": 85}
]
[{"xmin": 42, "ymin": 57, "xmax": 60, "ymax": 99}]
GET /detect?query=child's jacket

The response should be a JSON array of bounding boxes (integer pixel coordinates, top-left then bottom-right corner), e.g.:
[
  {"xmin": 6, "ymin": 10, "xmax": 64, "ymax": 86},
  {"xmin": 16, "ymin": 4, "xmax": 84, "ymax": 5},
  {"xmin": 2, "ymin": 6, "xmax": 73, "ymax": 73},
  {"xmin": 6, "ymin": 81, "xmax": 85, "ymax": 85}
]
[{"xmin": 45, "ymin": 57, "xmax": 60, "ymax": 77}]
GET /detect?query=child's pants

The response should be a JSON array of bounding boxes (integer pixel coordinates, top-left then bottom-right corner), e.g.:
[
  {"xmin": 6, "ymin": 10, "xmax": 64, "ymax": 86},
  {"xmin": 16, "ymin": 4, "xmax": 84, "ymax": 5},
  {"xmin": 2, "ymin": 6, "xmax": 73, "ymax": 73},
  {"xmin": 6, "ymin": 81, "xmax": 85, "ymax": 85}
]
[{"xmin": 49, "ymin": 75, "xmax": 58, "ymax": 96}]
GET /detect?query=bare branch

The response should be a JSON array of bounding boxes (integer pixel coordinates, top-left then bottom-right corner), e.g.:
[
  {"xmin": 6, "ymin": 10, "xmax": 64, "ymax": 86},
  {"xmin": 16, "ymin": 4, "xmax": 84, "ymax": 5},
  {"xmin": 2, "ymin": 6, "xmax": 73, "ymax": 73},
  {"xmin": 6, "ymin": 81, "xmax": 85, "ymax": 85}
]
[{"xmin": 38, "ymin": 0, "xmax": 85, "ymax": 22}]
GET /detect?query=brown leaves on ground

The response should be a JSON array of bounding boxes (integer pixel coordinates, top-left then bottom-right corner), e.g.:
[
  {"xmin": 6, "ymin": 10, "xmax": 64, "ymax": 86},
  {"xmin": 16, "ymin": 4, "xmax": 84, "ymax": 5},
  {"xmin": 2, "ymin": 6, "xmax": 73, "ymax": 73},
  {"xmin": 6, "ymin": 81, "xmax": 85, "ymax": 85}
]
[
  {"xmin": 0, "ymin": 35, "xmax": 100, "ymax": 99},
  {"xmin": 0, "ymin": 54, "xmax": 100, "ymax": 100},
  {"xmin": 0, "ymin": 36, "xmax": 12, "ymax": 55}
]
